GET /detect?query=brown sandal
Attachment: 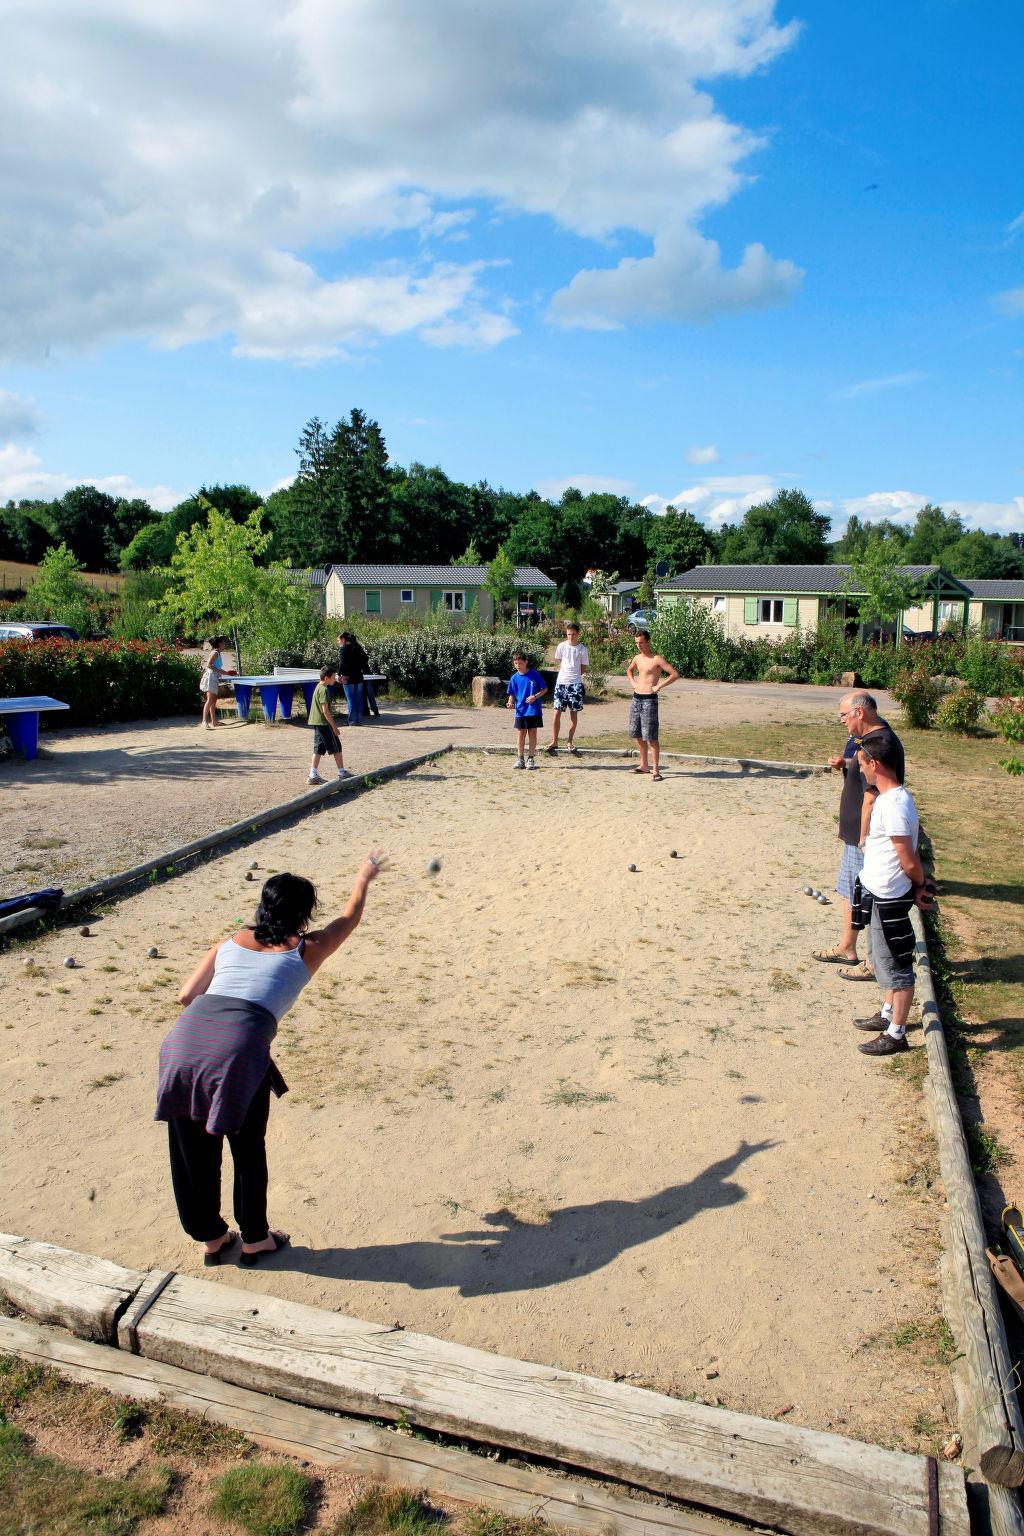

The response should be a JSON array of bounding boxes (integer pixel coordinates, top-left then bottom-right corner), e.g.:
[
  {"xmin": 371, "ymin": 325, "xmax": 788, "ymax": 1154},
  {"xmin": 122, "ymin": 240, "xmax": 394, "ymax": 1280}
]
[{"xmin": 812, "ymin": 947, "xmax": 857, "ymax": 964}]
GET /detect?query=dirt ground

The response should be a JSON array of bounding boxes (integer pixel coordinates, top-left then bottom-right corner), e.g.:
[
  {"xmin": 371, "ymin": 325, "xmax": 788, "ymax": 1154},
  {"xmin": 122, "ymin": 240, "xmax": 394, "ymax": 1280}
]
[
  {"xmin": 0, "ymin": 752, "xmax": 953, "ymax": 1453},
  {"xmin": 0, "ymin": 679, "xmax": 891, "ymax": 901}
]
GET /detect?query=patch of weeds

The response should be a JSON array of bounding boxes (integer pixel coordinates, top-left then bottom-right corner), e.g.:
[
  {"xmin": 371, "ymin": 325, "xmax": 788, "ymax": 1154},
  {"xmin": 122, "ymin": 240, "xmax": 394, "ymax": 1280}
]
[
  {"xmin": 492, "ymin": 1184, "xmax": 550, "ymax": 1225},
  {"xmin": 704, "ymin": 1023, "xmax": 736, "ymax": 1045},
  {"xmin": 545, "ymin": 1079, "xmax": 614, "ymax": 1108},
  {"xmin": 632, "ymin": 1023, "xmax": 655, "ymax": 1043},
  {"xmin": 726, "ymin": 1069, "xmax": 744, "ymax": 1080},
  {"xmin": 112, "ymin": 1401, "xmax": 146, "ymax": 1440},
  {"xmin": 486, "ymin": 1087, "xmax": 508, "ymax": 1104},
  {"xmin": 517, "ymin": 1141, "xmax": 535, "ymax": 1157},
  {"xmin": 635, "ymin": 1052, "xmax": 677, "ymax": 1086},
  {"xmin": 89, "ymin": 1072, "xmax": 126, "ymax": 1091},
  {"xmin": 768, "ymin": 970, "xmax": 799, "ymax": 992},
  {"xmin": 0, "ymin": 1421, "xmax": 172, "ymax": 1535},
  {"xmin": 968, "ymin": 1123, "xmax": 1012, "ymax": 1176},
  {"xmin": 464, "ymin": 1514, "xmax": 547, "ymax": 1536},
  {"xmin": 439, "ymin": 1197, "xmax": 461, "ymax": 1217},
  {"xmin": 21, "ymin": 835, "xmax": 67, "ymax": 850},
  {"xmin": 331, "ymin": 1482, "xmax": 443, "ymax": 1536},
  {"xmin": 210, "ymin": 1462, "xmax": 314, "ymax": 1536},
  {"xmin": 912, "ymin": 1411, "xmax": 939, "ymax": 1437}
]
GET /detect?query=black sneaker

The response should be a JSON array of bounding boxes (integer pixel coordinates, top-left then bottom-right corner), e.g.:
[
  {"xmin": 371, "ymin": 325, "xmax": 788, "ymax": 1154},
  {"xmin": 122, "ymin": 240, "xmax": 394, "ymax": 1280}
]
[
  {"xmin": 858, "ymin": 1032, "xmax": 909, "ymax": 1056},
  {"xmin": 854, "ymin": 1011, "xmax": 890, "ymax": 1032}
]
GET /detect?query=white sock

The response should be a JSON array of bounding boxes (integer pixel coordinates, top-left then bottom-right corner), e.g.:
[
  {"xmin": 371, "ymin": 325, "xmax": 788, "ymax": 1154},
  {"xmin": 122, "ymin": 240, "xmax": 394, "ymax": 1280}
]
[
  {"xmin": 886, "ymin": 1022, "xmax": 905, "ymax": 1039},
  {"xmin": 881, "ymin": 1001, "xmax": 892, "ymax": 1019}
]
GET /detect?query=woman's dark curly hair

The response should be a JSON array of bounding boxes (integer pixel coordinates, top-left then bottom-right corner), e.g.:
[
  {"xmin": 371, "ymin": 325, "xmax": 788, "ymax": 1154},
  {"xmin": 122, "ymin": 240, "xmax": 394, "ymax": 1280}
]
[{"xmin": 252, "ymin": 873, "xmax": 318, "ymax": 946}]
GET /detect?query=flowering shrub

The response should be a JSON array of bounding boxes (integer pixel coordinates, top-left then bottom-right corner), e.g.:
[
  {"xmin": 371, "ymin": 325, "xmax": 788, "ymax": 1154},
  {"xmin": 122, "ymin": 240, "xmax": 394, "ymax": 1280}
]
[
  {"xmin": 992, "ymin": 696, "xmax": 1024, "ymax": 776},
  {"xmin": 0, "ymin": 639, "xmax": 201, "ymax": 727},
  {"xmin": 891, "ymin": 664, "xmax": 941, "ymax": 729}
]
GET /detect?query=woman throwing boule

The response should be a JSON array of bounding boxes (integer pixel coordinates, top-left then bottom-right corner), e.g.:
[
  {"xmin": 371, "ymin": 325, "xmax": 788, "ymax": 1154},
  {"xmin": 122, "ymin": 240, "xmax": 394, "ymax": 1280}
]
[{"xmin": 155, "ymin": 854, "xmax": 384, "ymax": 1266}]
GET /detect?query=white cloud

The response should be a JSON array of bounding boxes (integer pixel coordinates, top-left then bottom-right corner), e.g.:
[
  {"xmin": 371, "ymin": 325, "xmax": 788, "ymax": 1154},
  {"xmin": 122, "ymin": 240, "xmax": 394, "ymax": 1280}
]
[
  {"xmin": 833, "ymin": 490, "xmax": 1024, "ymax": 535},
  {"xmin": 835, "ymin": 371, "xmax": 927, "ymax": 400},
  {"xmin": 533, "ymin": 474, "xmax": 637, "ymax": 500},
  {"xmin": 641, "ymin": 473, "xmax": 778, "ymax": 526},
  {"xmin": 550, "ymin": 229, "xmax": 801, "ymax": 329},
  {"xmin": 0, "ymin": 445, "xmax": 183, "ymax": 511},
  {"xmin": 0, "ymin": 390, "xmax": 40, "ymax": 440},
  {"xmin": 686, "ymin": 443, "xmax": 719, "ymax": 464},
  {"xmin": 0, "ymin": 0, "xmax": 800, "ymax": 363},
  {"xmin": 995, "ymin": 288, "xmax": 1024, "ymax": 316}
]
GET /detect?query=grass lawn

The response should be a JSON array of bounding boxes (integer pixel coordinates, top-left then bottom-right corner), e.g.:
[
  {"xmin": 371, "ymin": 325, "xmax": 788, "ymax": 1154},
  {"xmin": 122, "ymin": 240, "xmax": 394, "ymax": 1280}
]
[{"xmin": 591, "ymin": 717, "xmax": 1024, "ymax": 1167}]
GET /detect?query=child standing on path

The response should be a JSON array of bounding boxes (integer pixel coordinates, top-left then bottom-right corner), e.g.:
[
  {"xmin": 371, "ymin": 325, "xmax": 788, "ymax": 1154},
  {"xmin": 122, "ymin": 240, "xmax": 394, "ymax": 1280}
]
[
  {"xmin": 506, "ymin": 652, "xmax": 546, "ymax": 770},
  {"xmin": 545, "ymin": 620, "xmax": 589, "ymax": 755},
  {"xmin": 307, "ymin": 665, "xmax": 351, "ymax": 785}
]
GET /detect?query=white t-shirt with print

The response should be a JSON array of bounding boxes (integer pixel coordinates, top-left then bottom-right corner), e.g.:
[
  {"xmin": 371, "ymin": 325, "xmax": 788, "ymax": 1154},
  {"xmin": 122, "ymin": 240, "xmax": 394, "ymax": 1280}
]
[
  {"xmin": 555, "ymin": 641, "xmax": 590, "ymax": 685},
  {"xmin": 861, "ymin": 785, "xmax": 919, "ymax": 899}
]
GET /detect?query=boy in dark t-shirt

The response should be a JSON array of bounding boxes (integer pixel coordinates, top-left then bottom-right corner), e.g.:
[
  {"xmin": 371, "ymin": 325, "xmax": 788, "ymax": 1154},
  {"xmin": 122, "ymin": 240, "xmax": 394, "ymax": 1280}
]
[{"xmin": 506, "ymin": 652, "xmax": 547, "ymax": 770}]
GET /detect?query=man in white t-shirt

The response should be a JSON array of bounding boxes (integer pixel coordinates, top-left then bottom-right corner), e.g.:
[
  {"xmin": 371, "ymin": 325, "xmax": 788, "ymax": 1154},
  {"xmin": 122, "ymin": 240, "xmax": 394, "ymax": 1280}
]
[
  {"xmin": 545, "ymin": 621, "xmax": 589, "ymax": 755},
  {"xmin": 853, "ymin": 736, "xmax": 936, "ymax": 1058}
]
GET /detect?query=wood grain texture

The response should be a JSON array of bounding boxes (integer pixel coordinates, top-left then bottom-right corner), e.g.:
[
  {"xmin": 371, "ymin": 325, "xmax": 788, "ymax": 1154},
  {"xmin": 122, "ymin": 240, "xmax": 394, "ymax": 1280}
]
[
  {"xmin": 129, "ymin": 1272, "xmax": 967, "ymax": 1536},
  {"xmin": 0, "ymin": 1314, "xmax": 773, "ymax": 1536},
  {"xmin": 913, "ymin": 910, "xmax": 1024, "ymax": 1487},
  {"xmin": 0, "ymin": 1233, "xmax": 144, "ymax": 1343}
]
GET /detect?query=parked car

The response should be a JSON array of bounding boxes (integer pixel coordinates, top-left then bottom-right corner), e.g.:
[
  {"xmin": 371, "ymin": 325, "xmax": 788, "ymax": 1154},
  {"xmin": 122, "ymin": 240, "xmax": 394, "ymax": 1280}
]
[
  {"xmin": 900, "ymin": 628, "xmax": 935, "ymax": 645},
  {"xmin": 627, "ymin": 608, "xmax": 657, "ymax": 631},
  {"xmin": 0, "ymin": 622, "xmax": 81, "ymax": 642}
]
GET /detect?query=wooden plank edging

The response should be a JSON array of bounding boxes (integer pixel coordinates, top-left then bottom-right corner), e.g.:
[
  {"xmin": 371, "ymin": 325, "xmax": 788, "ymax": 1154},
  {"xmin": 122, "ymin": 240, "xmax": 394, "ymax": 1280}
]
[
  {"xmin": 0, "ymin": 1315, "xmax": 774, "ymax": 1536},
  {"xmin": 0, "ymin": 745, "xmax": 453, "ymax": 938},
  {"xmin": 124, "ymin": 1269, "xmax": 966, "ymax": 1536},
  {"xmin": 0, "ymin": 1234, "xmax": 145, "ymax": 1344},
  {"xmin": 912, "ymin": 907, "xmax": 1024, "ymax": 1488}
]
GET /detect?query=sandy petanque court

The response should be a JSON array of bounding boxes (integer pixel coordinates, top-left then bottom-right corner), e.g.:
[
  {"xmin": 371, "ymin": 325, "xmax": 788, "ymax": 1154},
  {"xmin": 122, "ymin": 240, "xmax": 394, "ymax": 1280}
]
[{"xmin": 0, "ymin": 752, "xmax": 953, "ymax": 1450}]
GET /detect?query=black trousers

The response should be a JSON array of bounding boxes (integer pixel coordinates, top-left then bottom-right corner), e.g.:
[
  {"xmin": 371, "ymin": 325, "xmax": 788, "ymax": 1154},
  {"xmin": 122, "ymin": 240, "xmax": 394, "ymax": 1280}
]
[{"xmin": 167, "ymin": 1074, "xmax": 272, "ymax": 1244}]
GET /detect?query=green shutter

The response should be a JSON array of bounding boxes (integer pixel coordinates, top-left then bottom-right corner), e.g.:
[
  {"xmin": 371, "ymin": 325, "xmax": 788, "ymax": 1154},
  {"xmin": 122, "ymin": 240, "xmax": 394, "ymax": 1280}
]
[
  {"xmin": 430, "ymin": 589, "xmax": 443, "ymax": 611},
  {"xmin": 783, "ymin": 598, "xmax": 798, "ymax": 627},
  {"xmin": 465, "ymin": 589, "xmax": 476, "ymax": 610},
  {"xmin": 743, "ymin": 597, "xmax": 758, "ymax": 625},
  {"xmin": 365, "ymin": 590, "xmax": 381, "ymax": 614}
]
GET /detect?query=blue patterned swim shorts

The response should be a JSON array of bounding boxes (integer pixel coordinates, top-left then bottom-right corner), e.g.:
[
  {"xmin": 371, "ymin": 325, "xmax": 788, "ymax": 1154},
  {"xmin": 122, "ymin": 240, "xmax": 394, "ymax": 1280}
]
[{"xmin": 553, "ymin": 681, "xmax": 585, "ymax": 712}]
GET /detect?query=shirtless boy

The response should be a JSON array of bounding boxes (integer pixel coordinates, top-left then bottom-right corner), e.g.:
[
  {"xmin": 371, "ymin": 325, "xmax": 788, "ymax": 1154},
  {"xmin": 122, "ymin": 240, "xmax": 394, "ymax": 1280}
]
[{"xmin": 624, "ymin": 630, "xmax": 679, "ymax": 780}]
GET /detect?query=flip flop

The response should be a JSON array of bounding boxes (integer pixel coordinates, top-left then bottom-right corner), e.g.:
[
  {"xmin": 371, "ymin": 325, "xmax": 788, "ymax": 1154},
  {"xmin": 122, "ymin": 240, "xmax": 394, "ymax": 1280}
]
[
  {"xmin": 203, "ymin": 1231, "xmax": 238, "ymax": 1267},
  {"xmin": 651, "ymin": 771, "xmax": 663, "ymax": 781},
  {"xmin": 631, "ymin": 765, "xmax": 647, "ymax": 774},
  {"xmin": 239, "ymin": 1230, "xmax": 290, "ymax": 1267},
  {"xmin": 812, "ymin": 948, "xmax": 858, "ymax": 964}
]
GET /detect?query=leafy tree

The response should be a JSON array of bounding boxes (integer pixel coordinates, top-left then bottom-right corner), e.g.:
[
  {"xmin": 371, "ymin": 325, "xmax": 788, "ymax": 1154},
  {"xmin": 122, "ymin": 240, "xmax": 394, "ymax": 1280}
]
[
  {"xmin": 719, "ymin": 489, "xmax": 830, "ymax": 565},
  {"xmin": 0, "ymin": 501, "xmax": 55, "ymax": 563},
  {"xmin": 25, "ymin": 542, "xmax": 94, "ymax": 630},
  {"xmin": 634, "ymin": 568, "xmax": 656, "ymax": 609},
  {"xmin": 119, "ymin": 519, "xmax": 177, "ymax": 571},
  {"xmin": 452, "ymin": 540, "xmax": 482, "ymax": 566},
  {"xmin": 846, "ymin": 540, "xmax": 926, "ymax": 627},
  {"xmin": 941, "ymin": 530, "xmax": 1024, "ymax": 579},
  {"xmin": 587, "ymin": 568, "xmax": 619, "ymax": 600},
  {"xmin": 262, "ymin": 483, "xmax": 308, "ymax": 565},
  {"xmin": 485, "ymin": 544, "xmax": 516, "ymax": 622},
  {"xmin": 903, "ymin": 504, "xmax": 964, "ymax": 565},
  {"xmin": 162, "ymin": 508, "xmax": 298, "ymax": 667},
  {"xmin": 646, "ymin": 506, "xmax": 717, "ymax": 574}
]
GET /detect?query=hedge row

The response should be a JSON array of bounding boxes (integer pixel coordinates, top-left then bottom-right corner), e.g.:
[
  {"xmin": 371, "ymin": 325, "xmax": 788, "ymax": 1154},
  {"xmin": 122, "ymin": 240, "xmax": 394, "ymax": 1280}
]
[
  {"xmin": 650, "ymin": 603, "xmax": 1024, "ymax": 695},
  {"xmin": 0, "ymin": 639, "xmax": 201, "ymax": 727},
  {"xmin": 302, "ymin": 629, "xmax": 541, "ymax": 696}
]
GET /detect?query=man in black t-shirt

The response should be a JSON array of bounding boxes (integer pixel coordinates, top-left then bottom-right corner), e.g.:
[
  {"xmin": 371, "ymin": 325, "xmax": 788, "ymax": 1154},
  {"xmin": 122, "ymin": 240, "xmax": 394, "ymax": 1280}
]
[{"xmin": 815, "ymin": 691, "xmax": 904, "ymax": 982}]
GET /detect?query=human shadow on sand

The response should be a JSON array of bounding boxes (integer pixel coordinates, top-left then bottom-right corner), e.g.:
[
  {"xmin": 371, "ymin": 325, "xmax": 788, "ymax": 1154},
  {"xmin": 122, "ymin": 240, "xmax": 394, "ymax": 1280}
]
[{"xmin": 274, "ymin": 1139, "xmax": 777, "ymax": 1297}]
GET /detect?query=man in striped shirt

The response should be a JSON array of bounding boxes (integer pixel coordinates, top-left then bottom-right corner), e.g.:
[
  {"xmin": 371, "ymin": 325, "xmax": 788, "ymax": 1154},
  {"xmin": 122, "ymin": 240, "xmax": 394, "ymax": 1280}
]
[{"xmin": 853, "ymin": 737, "xmax": 935, "ymax": 1058}]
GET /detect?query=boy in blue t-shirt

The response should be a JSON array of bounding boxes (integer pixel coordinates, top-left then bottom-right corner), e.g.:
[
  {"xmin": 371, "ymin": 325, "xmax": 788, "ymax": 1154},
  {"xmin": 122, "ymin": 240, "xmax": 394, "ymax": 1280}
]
[{"xmin": 506, "ymin": 652, "xmax": 547, "ymax": 770}]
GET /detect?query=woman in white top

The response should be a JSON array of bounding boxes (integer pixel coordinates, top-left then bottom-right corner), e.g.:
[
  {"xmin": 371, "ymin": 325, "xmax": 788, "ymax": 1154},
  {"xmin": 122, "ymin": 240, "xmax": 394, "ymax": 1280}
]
[
  {"xmin": 199, "ymin": 635, "xmax": 227, "ymax": 731},
  {"xmin": 545, "ymin": 621, "xmax": 589, "ymax": 755}
]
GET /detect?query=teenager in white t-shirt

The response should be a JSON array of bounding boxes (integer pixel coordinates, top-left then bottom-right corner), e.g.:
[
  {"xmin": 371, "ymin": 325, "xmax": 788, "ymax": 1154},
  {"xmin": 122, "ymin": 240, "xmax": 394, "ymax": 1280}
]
[
  {"xmin": 854, "ymin": 737, "xmax": 935, "ymax": 1057},
  {"xmin": 546, "ymin": 621, "xmax": 589, "ymax": 755}
]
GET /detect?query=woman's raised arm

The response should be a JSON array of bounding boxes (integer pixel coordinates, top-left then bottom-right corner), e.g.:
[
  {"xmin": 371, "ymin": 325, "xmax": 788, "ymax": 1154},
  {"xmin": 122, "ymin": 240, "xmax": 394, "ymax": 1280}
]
[
  {"xmin": 303, "ymin": 851, "xmax": 384, "ymax": 976},
  {"xmin": 177, "ymin": 941, "xmax": 222, "ymax": 1006}
]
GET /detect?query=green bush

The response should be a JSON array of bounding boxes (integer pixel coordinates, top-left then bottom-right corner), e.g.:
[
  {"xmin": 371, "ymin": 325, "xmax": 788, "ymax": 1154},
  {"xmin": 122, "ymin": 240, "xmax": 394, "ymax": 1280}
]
[
  {"xmin": 300, "ymin": 624, "xmax": 540, "ymax": 696},
  {"xmin": 992, "ymin": 695, "xmax": 1024, "ymax": 776},
  {"xmin": 936, "ymin": 685, "xmax": 987, "ymax": 735},
  {"xmin": 959, "ymin": 631, "xmax": 1024, "ymax": 696},
  {"xmin": 891, "ymin": 664, "xmax": 941, "ymax": 729},
  {"xmin": 0, "ymin": 639, "xmax": 201, "ymax": 727},
  {"xmin": 210, "ymin": 1462, "xmax": 313, "ymax": 1536}
]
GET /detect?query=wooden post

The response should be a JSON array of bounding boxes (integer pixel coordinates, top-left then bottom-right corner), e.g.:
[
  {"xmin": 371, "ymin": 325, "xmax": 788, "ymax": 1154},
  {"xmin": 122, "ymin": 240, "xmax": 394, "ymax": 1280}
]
[
  {"xmin": 913, "ymin": 909, "xmax": 1024, "ymax": 1486},
  {"xmin": 0, "ymin": 1234, "xmax": 144, "ymax": 1344}
]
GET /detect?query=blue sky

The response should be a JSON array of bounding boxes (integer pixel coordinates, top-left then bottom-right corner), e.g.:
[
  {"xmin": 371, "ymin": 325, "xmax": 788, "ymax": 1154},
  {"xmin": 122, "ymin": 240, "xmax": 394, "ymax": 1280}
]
[{"xmin": 1, "ymin": 0, "xmax": 1021, "ymax": 539}]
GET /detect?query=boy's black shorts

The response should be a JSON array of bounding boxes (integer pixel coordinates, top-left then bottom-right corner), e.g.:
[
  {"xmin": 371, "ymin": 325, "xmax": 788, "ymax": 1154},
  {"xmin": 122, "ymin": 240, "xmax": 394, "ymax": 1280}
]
[
  {"xmin": 312, "ymin": 724, "xmax": 341, "ymax": 755},
  {"xmin": 514, "ymin": 713, "xmax": 542, "ymax": 730}
]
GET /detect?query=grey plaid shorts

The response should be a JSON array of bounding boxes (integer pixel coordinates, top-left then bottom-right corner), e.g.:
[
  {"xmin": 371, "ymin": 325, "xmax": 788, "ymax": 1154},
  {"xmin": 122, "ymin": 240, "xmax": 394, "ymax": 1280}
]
[{"xmin": 628, "ymin": 693, "xmax": 659, "ymax": 742}]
